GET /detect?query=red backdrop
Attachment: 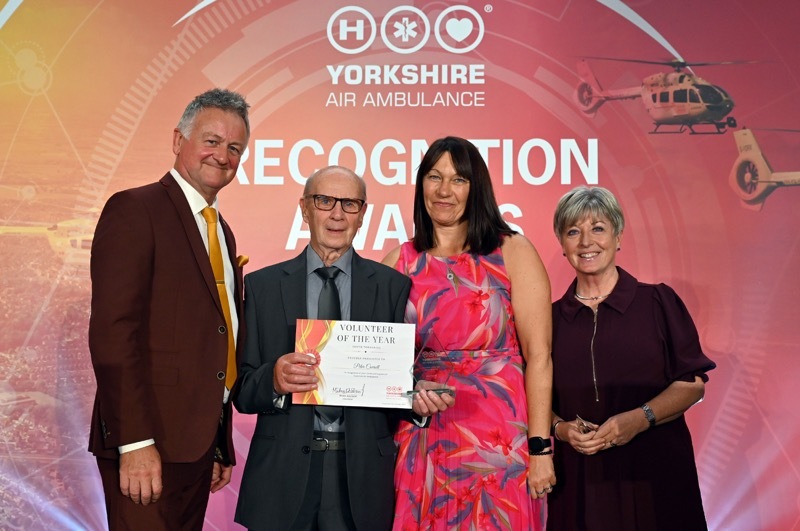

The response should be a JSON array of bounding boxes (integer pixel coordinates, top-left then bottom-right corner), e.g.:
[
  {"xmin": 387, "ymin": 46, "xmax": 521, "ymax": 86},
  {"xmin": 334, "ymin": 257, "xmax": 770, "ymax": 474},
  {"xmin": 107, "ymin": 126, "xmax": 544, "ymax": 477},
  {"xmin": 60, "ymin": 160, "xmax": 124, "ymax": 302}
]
[{"xmin": 1, "ymin": 1, "xmax": 798, "ymax": 529}]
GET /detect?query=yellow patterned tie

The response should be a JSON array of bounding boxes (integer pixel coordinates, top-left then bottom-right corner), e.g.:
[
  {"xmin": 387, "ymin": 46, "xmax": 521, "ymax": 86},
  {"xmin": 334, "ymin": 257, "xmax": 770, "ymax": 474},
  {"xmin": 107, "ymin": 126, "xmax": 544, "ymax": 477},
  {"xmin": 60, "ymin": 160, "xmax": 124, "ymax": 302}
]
[{"xmin": 201, "ymin": 207, "xmax": 237, "ymax": 390}]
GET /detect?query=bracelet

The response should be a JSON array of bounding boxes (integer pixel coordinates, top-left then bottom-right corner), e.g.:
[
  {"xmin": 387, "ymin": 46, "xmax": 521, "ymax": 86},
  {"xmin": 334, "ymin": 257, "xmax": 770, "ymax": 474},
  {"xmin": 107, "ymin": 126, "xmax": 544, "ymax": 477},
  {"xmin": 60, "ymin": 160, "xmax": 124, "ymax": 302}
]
[
  {"xmin": 552, "ymin": 420, "xmax": 565, "ymax": 441},
  {"xmin": 527, "ymin": 436, "xmax": 551, "ymax": 455},
  {"xmin": 641, "ymin": 404, "xmax": 656, "ymax": 429}
]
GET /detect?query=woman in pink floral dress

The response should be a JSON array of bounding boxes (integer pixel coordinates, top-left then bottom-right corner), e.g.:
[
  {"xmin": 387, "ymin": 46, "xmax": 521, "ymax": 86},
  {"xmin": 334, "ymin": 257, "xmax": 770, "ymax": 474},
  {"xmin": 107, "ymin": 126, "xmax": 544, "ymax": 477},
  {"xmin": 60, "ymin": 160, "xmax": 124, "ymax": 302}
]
[{"xmin": 382, "ymin": 137, "xmax": 554, "ymax": 530}]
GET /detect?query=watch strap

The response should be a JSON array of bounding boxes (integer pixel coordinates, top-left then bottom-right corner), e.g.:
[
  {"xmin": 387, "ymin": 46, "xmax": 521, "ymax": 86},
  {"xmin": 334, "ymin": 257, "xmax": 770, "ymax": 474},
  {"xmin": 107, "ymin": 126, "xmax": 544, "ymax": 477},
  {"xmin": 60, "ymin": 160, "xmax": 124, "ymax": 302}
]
[
  {"xmin": 527, "ymin": 436, "xmax": 552, "ymax": 455},
  {"xmin": 641, "ymin": 403, "xmax": 656, "ymax": 428}
]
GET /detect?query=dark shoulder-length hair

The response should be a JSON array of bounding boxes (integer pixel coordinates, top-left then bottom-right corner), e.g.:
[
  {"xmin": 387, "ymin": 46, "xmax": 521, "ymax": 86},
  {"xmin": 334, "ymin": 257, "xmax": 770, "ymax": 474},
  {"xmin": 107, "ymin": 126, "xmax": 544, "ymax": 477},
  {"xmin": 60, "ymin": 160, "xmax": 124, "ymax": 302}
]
[{"xmin": 412, "ymin": 136, "xmax": 516, "ymax": 255}]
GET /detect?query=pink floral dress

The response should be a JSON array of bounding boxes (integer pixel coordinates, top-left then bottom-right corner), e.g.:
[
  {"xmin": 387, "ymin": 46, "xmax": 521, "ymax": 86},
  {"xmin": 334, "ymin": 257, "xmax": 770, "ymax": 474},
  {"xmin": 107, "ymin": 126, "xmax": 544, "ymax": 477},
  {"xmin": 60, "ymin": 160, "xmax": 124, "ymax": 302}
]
[{"xmin": 392, "ymin": 242, "xmax": 543, "ymax": 531}]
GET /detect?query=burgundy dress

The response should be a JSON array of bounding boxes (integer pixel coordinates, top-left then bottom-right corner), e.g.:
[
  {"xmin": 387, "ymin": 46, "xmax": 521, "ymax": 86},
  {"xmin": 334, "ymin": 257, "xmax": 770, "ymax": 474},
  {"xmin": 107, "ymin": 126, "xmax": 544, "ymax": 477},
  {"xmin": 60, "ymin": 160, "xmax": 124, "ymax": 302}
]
[{"xmin": 547, "ymin": 268, "xmax": 715, "ymax": 531}]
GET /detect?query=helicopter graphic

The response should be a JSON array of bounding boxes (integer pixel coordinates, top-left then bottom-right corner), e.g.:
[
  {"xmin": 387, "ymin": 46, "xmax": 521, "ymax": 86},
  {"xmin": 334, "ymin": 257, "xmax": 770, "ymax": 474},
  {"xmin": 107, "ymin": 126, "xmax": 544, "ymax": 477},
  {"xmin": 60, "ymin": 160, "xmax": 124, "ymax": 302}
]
[
  {"xmin": 575, "ymin": 57, "xmax": 740, "ymax": 134},
  {"xmin": 729, "ymin": 128, "xmax": 800, "ymax": 210},
  {"xmin": 0, "ymin": 218, "xmax": 94, "ymax": 256},
  {"xmin": 0, "ymin": 183, "xmax": 37, "ymax": 201}
]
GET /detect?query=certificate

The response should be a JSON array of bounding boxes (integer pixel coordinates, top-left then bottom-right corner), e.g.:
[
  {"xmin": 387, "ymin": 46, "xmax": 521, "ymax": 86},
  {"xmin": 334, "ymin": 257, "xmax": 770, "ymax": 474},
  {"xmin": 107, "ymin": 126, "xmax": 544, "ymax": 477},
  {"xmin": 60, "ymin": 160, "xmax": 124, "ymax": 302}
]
[{"xmin": 292, "ymin": 319, "xmax": 415, "ymax": 409}]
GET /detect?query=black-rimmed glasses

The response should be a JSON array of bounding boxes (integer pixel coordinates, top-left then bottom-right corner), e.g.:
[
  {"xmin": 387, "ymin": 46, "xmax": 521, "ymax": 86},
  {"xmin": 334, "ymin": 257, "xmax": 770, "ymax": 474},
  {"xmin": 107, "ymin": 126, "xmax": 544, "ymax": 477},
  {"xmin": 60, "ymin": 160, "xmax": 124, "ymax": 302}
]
[{"xmin": 306, "ymin": 194, "xmax": 365, "ymax": 214}]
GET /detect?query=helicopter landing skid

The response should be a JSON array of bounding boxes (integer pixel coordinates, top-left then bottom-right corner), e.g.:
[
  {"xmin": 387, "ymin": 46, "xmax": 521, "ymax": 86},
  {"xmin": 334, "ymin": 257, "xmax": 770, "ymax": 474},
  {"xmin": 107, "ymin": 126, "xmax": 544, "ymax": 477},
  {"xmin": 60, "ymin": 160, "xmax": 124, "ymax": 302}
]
[
  {"xmin": 651, "ymin": 116, "xmax": 737, "ymax": 135},
  {"xmin": 650, "ymin": 122, "xmax": 731, "ymax": 135}
]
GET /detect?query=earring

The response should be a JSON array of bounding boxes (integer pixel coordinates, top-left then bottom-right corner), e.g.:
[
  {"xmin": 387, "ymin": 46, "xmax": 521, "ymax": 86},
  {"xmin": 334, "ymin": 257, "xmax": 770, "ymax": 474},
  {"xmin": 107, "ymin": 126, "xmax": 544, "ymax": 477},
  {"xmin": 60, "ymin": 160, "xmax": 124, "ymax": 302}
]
[
  {"xmin": 562, "ymin": 252, "xmax": 566, "ymax": 256},
  {"xmin": 617, "ymin": 247, "xmax": 621, "ymax": 251}
]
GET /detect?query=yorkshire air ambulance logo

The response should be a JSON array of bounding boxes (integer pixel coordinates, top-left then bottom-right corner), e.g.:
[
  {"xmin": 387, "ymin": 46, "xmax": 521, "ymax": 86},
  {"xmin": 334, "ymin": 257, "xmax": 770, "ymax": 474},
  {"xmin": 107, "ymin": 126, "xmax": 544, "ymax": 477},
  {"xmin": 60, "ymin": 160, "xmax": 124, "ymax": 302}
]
[{"xmin": 327, "ymin": 5, "xmax": 484, "ymax": 55}]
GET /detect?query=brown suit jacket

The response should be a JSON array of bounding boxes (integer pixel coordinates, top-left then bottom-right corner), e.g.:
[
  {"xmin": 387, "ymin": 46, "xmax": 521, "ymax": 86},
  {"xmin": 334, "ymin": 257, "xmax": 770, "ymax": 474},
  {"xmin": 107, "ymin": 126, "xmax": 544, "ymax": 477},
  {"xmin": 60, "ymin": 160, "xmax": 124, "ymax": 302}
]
[{"xmin": 88, "ymin": 172, "xmax": 244, "ymax": 464}]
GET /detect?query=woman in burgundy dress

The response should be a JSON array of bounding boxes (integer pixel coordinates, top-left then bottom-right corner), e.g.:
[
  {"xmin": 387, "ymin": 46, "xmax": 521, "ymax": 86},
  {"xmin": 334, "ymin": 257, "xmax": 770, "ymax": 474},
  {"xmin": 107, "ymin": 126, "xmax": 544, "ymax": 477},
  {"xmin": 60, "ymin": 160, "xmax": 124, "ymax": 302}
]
[{"xmin": 547, "ymin": 186, "xmax": 715, "ymax": 531}]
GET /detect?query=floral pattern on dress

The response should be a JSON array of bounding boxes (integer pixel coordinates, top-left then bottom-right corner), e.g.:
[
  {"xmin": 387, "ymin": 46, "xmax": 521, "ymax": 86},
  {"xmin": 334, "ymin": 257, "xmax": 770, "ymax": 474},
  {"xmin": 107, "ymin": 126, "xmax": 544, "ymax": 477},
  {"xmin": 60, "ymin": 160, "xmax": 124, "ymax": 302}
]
[{"xmin": 393, "ymin": 242, "xmax": 543, "ymax": 531}]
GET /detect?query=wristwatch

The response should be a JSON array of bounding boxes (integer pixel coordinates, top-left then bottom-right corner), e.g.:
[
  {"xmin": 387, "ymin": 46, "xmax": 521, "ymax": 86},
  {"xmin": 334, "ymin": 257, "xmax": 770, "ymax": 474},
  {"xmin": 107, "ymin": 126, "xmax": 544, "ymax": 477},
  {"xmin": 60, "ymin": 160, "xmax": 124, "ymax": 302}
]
[
  {"xmin": 527, "ymin": 436, "xmax": 552, "ymax": 455},
  {"xmin": 641, "ymin": 404, "xmax": 656, "ymax": 429}
]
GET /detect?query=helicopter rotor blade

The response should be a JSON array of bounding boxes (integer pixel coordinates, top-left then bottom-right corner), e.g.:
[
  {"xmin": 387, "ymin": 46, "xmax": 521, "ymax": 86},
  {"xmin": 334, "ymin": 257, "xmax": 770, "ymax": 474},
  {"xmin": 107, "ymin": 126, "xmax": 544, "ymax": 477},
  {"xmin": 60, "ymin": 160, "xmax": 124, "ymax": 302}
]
[
  {"xmin": 750, "ymin": 127, "xmax": 800, "ymax": 134},
  {"xmin": 686, "ymin": 60, "xmax": 761, "ymax": 67},
  {"xmin": 581, "ymin": 55, "xmax": 684, "ymax": 67},
  {"xmin": 580, "ymin": 56, "xmax": 759, "ymax": 71}
]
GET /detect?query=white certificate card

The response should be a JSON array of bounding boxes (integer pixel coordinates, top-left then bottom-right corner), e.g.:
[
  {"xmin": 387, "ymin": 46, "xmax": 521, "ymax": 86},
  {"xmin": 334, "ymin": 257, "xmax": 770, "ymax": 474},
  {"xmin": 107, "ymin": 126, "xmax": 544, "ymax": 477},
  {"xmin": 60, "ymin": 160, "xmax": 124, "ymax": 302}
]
[{"xmin": 292, "ymin": 319, "xmax": 415, "ymax": 409}]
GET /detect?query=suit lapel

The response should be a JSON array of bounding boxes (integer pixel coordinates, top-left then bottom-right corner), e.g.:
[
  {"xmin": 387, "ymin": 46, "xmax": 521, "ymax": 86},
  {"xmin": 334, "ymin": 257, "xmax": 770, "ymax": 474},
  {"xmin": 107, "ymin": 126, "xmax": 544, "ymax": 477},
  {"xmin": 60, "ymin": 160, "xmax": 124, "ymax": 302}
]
[
  {"xmin": 161, "ymin": 173, "xmax": 222, "ymax": 314},
  {"xmin": 350, "ymin": 252, "xmax": 376, "ymax": 321},
  {"xmin": 220, "ymin": 215, "xmax": 243, "ymax": 317},
  {"xmin": 281, "ymin": 252, "xmax": 308, "ymax": 324},
  {"xmin": 280, "ymin": 249, "xmax": 375, "ymax": 323}
]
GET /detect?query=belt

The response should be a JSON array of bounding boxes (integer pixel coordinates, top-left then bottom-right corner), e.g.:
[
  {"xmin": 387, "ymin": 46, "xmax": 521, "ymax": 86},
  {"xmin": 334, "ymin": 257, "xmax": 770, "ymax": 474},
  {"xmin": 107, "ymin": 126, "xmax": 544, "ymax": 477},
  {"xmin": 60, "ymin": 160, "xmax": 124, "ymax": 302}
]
[{"xmin": 310, "ymin": 436, "xmax": 345, "ymax": 451}]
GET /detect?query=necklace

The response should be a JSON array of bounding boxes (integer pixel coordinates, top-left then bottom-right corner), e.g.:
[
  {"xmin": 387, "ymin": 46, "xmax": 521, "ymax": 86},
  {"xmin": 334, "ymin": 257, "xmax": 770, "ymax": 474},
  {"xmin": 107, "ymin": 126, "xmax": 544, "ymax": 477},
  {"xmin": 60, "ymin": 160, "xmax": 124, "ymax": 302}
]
[
  {"xmin": 440, "ymin": 258, "xmax": 455, "ymax": 281},
  {"xmin": 429, "ymin": 252, "xmax": 456, "ymax": 282},
  {"xmin": 574, "ymin": 292, "xmax": 610, "ymax": 301}
]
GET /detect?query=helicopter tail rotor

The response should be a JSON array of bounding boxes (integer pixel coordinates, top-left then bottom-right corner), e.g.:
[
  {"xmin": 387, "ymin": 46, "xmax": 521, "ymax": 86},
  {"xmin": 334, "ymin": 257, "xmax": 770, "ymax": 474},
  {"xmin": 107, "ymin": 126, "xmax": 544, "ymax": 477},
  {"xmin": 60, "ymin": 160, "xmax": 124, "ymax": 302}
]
[
  {"xmin": 729, "ymin": 129, "xmax": 776, "ymax": 208},
  {"xmin": 575, "ymin": 60, "xmax": 606, "ymax": 114}
]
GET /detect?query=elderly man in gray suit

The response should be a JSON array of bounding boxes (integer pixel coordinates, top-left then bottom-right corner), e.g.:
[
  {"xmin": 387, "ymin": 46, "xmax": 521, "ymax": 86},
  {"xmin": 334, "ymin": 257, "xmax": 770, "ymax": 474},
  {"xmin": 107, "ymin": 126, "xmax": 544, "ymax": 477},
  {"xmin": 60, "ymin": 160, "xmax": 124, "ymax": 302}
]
[{"xmin": 234, "ymin": 166, "xmax": 433, "ymax": 531}]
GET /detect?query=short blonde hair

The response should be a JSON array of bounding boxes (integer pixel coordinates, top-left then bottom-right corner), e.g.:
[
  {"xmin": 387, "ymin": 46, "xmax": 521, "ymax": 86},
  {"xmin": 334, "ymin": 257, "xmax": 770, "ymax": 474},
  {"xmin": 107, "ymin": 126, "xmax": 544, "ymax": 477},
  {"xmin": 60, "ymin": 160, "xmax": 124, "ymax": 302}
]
[{"xmin": 553, "ymin": 186, "xmax": 624, "ymax": 241}]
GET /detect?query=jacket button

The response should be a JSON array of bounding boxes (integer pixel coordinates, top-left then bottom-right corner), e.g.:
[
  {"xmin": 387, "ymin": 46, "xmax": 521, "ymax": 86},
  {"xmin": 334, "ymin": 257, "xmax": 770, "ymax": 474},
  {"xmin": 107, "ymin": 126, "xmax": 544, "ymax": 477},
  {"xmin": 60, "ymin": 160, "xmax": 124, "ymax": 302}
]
[
  {"xmin": 216, "ymin": 371, "xmax": 225, "ymax": 381},
  {"xmin": 218, "ymin": 325, "xmax": 226, "ymax": 334},
  {"xmin": 301, "ymin": 446, "xmax": 310, "ymax": 454}
]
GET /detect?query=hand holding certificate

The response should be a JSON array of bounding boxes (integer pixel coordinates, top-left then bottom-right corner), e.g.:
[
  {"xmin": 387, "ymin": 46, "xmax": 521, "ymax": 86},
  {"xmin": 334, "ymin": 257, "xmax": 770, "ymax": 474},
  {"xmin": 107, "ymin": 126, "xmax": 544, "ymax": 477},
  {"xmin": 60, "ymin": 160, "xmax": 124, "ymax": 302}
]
[{"xmin": 292, "ymin": 319, "xmax": 415, "ymax": 409}]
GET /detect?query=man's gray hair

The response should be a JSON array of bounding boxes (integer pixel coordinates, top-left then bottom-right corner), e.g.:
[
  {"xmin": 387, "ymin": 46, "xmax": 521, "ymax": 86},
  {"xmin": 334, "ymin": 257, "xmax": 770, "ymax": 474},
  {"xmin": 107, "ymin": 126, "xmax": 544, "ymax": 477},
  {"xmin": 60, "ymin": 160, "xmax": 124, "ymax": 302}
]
[
  {"xmin": 176, "ymin": 88, "xmax": 250, "ymax": 140},
  {"xmin": 303, "ymin": 166, "xmax": 367, "ymax": 199}
]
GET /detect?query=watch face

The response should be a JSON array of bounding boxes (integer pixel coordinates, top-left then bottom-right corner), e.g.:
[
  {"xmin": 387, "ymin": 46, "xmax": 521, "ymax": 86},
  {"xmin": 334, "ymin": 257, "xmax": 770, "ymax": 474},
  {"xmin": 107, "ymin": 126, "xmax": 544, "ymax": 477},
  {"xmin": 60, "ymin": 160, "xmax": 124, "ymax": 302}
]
[
  {"xmin": 642, "ymin": 404, "xmax": 656, "ymax": 426},
  {"xmin": 528, "ymin": 437, "xmax": 551, "ymax": 453}
]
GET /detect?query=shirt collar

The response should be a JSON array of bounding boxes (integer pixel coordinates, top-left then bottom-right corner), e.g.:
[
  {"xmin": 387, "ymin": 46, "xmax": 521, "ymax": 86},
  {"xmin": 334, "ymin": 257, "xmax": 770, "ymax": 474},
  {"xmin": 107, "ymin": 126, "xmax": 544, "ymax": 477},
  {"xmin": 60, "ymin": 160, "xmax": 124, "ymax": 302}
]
[
  {"xmin": 306, "ymin": 245, "xmax": 353, "ymax": 278},
  {"xmin": 170, "ymin": 168, "xmax": 218, "ymax": 214},
  {"xmin": 558, "ymin": 266, "xmax": 637, "ymax": 321}
]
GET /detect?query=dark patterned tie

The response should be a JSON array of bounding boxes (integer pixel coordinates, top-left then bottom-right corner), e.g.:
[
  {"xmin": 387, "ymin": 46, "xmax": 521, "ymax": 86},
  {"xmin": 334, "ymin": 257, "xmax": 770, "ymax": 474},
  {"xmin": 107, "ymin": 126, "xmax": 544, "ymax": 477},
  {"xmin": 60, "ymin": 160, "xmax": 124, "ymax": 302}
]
[
  {"xmin": 315, "ymin": 266, "xmax": 342, "ymax": 423},
  {"xmin": 316, "ymin": 266, "xmax": 341, "ymax": 320}
]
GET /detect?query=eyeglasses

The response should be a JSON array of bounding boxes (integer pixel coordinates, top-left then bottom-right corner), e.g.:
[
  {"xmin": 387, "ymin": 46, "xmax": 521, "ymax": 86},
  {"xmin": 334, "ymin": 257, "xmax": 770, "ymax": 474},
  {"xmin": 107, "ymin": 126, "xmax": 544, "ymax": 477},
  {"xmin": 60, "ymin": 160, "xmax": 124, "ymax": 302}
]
[{"xmin": 305, "ymin": 194, "xmax": 365, "ymax": 214}]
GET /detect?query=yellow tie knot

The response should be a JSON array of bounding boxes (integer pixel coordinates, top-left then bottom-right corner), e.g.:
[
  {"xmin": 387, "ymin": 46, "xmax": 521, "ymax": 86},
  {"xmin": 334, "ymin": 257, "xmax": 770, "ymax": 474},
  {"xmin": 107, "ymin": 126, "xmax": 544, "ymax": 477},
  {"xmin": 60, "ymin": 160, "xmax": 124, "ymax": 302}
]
[{"xmin": 202, "ymin": 206, "xmax": 217, "ymax": 224}]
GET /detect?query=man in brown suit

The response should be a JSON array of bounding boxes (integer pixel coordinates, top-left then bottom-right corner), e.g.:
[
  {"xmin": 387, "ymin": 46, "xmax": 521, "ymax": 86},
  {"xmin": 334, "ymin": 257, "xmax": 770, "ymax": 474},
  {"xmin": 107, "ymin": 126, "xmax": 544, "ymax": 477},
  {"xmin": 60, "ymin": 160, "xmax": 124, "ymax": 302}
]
[{"xmin": 88, "ymin": 88, "xmax": 249, "ymax": 530}]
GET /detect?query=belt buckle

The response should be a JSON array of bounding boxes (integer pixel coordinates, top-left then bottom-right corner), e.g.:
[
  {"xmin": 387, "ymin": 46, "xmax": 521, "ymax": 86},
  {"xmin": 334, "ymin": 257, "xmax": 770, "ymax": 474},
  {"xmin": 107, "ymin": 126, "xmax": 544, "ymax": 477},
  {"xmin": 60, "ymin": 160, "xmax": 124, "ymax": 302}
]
[{"xmin": 313, "ymin": 436, "xmax": 329, "ymax": 451}]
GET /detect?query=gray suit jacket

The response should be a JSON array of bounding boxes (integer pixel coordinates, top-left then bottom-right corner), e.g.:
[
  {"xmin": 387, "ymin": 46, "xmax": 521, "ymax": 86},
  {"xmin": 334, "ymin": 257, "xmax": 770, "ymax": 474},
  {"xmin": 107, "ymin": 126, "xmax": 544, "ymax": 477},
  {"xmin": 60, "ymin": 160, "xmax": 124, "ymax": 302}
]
[{"xmin": 233, "ymin": 248, "xmax": 411, "ymax": 531}]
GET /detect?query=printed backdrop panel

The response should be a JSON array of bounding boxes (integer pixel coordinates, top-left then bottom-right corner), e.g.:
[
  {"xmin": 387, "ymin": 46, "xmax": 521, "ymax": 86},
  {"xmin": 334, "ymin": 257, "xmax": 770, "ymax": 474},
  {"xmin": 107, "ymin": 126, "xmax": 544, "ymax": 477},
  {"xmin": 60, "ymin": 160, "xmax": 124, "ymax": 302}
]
[{"xmin": 0, "ymin": 1, "xmax": 798, "ymax": 529}]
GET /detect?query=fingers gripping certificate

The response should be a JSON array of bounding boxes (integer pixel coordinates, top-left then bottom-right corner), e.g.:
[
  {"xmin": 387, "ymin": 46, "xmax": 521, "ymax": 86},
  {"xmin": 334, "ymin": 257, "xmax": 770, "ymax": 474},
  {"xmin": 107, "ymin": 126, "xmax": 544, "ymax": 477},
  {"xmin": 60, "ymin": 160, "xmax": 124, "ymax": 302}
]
[{"xmin": 292, "ymin": 319, "xmax": 415, "ymax": 409}]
